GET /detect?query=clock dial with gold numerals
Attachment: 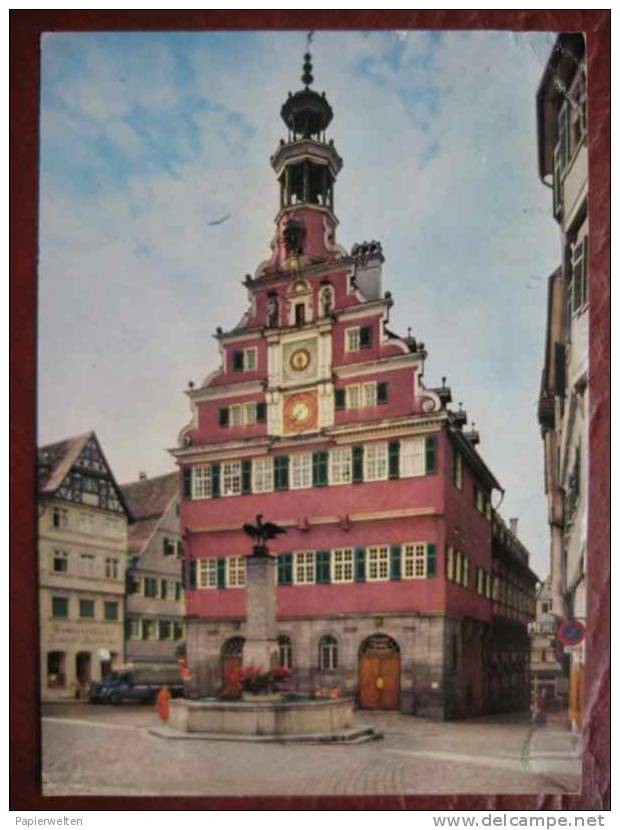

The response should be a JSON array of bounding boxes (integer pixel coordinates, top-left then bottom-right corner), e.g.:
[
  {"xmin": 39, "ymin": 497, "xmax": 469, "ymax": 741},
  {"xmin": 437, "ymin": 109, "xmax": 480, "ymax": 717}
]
[
  {"xmin": 289, "ymin": 347, "xmax": 311, "ymax": 373},
  {"xmin": 283, "ymin": 391, "xmax": 318, "ymax": 433},
  {"xmin": 282, "ymin": 337, "xmax": 318, "ymax": 382}
]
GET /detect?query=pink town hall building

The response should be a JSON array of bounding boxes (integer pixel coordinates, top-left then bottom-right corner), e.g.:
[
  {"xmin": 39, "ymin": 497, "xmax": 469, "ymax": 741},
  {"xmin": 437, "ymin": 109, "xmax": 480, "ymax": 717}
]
[{"xmin": 172, "ymin": 51, "xmax": 537, "ymax": 719}]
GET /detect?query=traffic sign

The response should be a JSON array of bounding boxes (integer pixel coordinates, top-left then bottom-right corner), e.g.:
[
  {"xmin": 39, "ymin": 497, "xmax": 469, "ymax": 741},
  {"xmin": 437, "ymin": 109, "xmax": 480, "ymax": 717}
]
[{"xmin": 557, "ymin": 619, "xmax": 585, "ymax": 648}]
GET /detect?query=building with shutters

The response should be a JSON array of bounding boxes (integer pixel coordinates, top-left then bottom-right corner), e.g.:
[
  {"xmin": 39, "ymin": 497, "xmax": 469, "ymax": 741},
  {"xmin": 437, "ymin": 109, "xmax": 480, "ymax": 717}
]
[
  {"xmin": 37, "ymin": 432, "xmax": 132, "ymax": 701},
  {"xmin": 536, "ymin": 33, "xmax": 588, "ymax": 732},
  {"xmin": 172, "ymin": 49, "xmax": 537, "ymax": 719},
  {"xmin": 121, "ymin": 473, "xmax": 186, "ymax": 674}
]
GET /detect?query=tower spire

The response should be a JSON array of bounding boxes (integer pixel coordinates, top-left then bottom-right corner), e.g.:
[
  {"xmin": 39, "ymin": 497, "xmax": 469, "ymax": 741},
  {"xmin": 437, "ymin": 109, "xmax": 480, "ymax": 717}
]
[{"xmin": 302, "ymin": 31, "xmax": 314, "ymax": 88}]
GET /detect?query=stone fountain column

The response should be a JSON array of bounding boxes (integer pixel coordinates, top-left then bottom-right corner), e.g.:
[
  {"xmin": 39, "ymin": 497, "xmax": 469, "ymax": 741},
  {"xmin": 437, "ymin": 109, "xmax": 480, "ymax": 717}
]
[{"xmin": 243, "ymin": 546, "xmax": 279, "ymax": 670}]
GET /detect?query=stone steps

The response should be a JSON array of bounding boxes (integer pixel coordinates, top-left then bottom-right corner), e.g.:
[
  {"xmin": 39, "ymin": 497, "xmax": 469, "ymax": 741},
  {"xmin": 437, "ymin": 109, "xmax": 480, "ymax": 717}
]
[{"xmin": 148, "ymin": 725, "xmax": 382, "ymax": 744}]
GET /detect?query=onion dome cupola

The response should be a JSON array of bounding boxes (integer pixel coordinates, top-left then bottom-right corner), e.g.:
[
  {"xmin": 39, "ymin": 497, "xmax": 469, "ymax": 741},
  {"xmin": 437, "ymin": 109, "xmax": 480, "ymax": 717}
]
[{"xmin": 270, "ymin": 40, "xmax": 343, "ymax": 224}]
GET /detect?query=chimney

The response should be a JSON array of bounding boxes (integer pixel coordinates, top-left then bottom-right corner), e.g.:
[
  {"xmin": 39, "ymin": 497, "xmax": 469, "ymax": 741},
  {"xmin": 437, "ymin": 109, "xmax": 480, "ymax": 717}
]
[
  {"xmin": 139, "ymin": 471, "xmax": 147, "ymax": 481},
  {"xmin": 509, "ymin": 518, "xmax": 518, "ymax": 537}
]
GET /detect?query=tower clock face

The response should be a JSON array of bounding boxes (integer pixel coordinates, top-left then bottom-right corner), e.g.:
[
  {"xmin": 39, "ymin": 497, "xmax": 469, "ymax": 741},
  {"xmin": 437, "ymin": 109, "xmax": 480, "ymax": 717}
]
[
  {"xmin": 283, "ymin": 391, "xmax": 318, "ymax": 433},
  {"xmin": 289, "ymin": 347, "xmax": 311, "ymax": 372},
  {"xmin": 282, "ymin": 337, "xmax": 318, "ymax": 383}
]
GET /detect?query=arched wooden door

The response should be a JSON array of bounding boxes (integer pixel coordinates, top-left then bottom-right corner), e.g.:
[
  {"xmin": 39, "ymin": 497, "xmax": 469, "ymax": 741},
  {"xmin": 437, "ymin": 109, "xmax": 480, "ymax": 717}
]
[
  {"xmin": 358, "ymin": 634, "xmax": 401, "ymax": 710},
  {"xmin": 221, "ymin": 637, "xmax": 244, "ymax": 694}
]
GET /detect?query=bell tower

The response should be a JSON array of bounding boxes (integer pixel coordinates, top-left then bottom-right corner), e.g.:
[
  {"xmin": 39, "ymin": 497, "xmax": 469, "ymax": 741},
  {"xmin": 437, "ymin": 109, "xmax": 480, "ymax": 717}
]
[{"xmin": 269, "ymin": 39, "xmax": 343, "ymax": 272}]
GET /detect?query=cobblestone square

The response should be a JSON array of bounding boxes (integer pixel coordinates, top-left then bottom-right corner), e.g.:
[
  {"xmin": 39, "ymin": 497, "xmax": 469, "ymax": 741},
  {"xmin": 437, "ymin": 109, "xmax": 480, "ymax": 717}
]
[{"xmin": 41, "ymin": 703, "xmax": 580, "ymax": 797}]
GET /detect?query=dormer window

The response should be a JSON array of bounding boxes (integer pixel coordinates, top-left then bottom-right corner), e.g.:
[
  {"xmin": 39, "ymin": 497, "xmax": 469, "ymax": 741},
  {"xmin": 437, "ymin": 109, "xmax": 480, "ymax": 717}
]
[
  {"xmin": 232, "ymin": 347, "xmax": 257, "ymax": 373},
  {"xmin": 346, "ymin": 325, "xmax": 372, "ymax": 352},
  {"xmin": 295, "ymin": 303, "xmax": 306, "ymax": 325}
]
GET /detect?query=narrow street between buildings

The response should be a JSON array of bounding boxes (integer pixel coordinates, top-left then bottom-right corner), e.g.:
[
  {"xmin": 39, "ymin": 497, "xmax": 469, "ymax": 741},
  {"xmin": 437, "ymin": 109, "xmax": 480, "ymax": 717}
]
[{"xmin": 41, "ymin": 703, "xmax": 580, "ymax": 797}]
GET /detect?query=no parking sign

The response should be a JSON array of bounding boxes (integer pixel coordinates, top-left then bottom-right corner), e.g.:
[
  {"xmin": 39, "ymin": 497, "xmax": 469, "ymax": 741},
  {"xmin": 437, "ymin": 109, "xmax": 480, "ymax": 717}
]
[{"xmin": 557, "ymin": 619, "xmax": 585, "ymax": 649}]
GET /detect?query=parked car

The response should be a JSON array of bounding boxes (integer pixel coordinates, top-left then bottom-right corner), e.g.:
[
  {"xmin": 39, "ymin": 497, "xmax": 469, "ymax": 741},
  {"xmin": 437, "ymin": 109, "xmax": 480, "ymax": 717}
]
[{"xmin": 89, "ymin": 669, "xmax": 184, "ymax": 704}]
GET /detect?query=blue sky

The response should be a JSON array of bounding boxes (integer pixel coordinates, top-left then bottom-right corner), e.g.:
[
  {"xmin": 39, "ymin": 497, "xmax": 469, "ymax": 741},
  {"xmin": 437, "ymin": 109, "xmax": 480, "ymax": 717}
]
[{"xmin": 38, "ymin": 30, "xmax": 559, "ymax": 576}]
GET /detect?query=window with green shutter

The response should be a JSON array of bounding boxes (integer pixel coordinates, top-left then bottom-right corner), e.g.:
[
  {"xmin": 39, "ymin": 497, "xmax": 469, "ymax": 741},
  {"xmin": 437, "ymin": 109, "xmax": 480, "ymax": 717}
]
[
  {"xmin": 334, "ymin": 388, "xmax": 346, "ymax": 411},
  {"xmin": 256, "ymin": 401, "xmax": 267, "ymax": 422},
  {"xmin": 359, "ymin": 325, "xmax": 372, "ymax": 349},
  {"xmin": 232, "ymin": 350, "xmax": 244, "ymax": 371},
  {"xmin": 211, "ymin": 463, "xmax": 221, "ymax": 497},
  {"xmin": 354, "ymin": 548, "xmax": 366, "ymax": 582},
  {"xmin": 186, "ymin": 560, "xmax": 197, "ymax": 590},
  {"xmin": 390, "ymin": 545, "xmax": 401, "ymax": 580},
  {"xmin": 425, "ymin": 436, "xmax": 437, "ymax": 474},
  {"xmin": 312, "ymin": 451, "xmax": 328, "ymax": 487},
  {"xmin": 183, "ymin": 467, "xmax": 192, "ymax": 499},
  {"xmin": 388, "ymin": 440, "xmax": 400, "ymax": 479},
  {"xmin": 216, "ymin": 558, "xmax": 226, "ymax": 589},
  {"xmin": 219, "ymin": 407, "xmax": 229, "ymax": 428},
  {"xmin": 277, "ymin": 553, "xmax": 293, "ymax": 585},
  {"xmin": 274, "ymin": 456, "xmax": 289, "ymax": 491},
  {"xmin": 352, "ymin": 445, "xmax": 364, "ymax": 483},
  {"xmin": 316, "ymin": 550, "xmax": 331, "ymax": 584},
  {"xmin": 427, "ymin": 543, "xmax": 437, "ymax": 577},
  {"xmin": 104, "ymin": 602, "xmax": 118, "ymax": 621},
  {"xmin": 241, "ymin": 459, "xmax": 252, "ymax": 494},
  {"xmin": 377, "ymin": 381, "xmax": 388, "ymax": 404}
]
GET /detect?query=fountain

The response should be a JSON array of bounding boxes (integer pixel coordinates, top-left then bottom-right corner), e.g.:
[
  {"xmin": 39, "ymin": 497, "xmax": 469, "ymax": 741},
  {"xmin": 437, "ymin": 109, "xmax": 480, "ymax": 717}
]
[{"xmin": 152, "ymin": 517, "xmax": 380, "ymax": 743}]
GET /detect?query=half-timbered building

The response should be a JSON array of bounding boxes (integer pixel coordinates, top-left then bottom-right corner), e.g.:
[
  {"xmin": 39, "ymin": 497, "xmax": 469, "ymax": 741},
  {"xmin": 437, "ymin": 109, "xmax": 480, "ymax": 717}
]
[{"xmin": 38, "ymin": 431, "xmax": 132, "ymax": 700}]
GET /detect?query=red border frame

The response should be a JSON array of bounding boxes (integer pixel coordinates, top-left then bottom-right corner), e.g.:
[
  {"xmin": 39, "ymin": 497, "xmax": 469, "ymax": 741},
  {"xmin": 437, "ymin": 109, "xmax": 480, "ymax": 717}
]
[{"xmin": 10, "ymin": 10, "xmax": 610, "ymax": 811}]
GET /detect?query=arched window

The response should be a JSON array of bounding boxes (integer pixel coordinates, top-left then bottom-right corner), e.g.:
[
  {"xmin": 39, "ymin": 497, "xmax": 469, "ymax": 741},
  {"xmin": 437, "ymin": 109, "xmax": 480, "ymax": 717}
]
[
  {"xmin": 318, "ymin": 634, "xmax": 338, "ymax": 671},
  {"xmin": 47, "ymin": 651, "xmax": 66, "ymax": 688},
  {"xmin": 278, "ymin": 635, "xmax": 293, "ymax": 669}
]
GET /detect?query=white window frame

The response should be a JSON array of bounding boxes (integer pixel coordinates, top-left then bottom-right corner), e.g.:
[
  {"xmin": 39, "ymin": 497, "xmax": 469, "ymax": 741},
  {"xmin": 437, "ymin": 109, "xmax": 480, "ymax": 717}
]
[
  {"xmin": 221, "ymin": 461, "xmax": 242, "ymax": 496},
  {"xmin": 329, "ymin": 447, "xmax": 353, "ymax": 486},
  {"xmin": 278, "ymin": 636, "xmax": 294, "ymax": 669},
  {"xmin": 345, "ymin": 384, "xmax": 361, "ymax": 409},
  {"xmin": 229, "ymin": 404, "xmax": 244, "ymax": 428},
  {"xmin": 294, "ymin": 551, "xmax": 315, "ymax": 584},
  {"xmin": 362, "ymin": 381, "xmax": 377, "ymax": 408},
  {"xmin": 462, "ymin": 555, "xmax": 469, "ymax": 588},
  {"xmin": 367, "ymin": 546, "xmax": 390, "ymax": 581},
  {"xmin": 364, "ymin": 442, "xmax": 388, "ymax": 482},
  {"xmin": 332, "ymin": 548, "xmax": 354, "ymax": 583},
  {"xmin": 401, "ymin": 437, "xmax": 426, "ymax": 478},
  {"xmin": 226, "ymin": 556, "xmax": 246, "ymax": 588},
  {"xmin": 244, "ymin": 402, "xmax": 257, "ymax": 425},
  {"xmin": 345, "ymin": 327, "xmax": 361, "ymax": 352},
  {"xmin": 192, "ymin": 465, "xmax": 212, "ymax": 499},
  {"xmin": 243, "ymin": 347, "xmax": 257, "ymax": 372},
  {"xmin": 403, "ymin": 543, "xmax": 427, "ymax": 579},
  {"xmin": 105, "ymin": 557, "xmax": 119, "ymax": 579},
  {"xmin": 453, "ymin": 452, "xmax": 463, "ymax": 489},
  {"xmin": 319, "ymin": 635, "xmax": 338, "ymax": 670},
  {"xmin": 52, "ymin": 549, "xmax": 69, "ymax": 573},
  {"xmin": 571, "ymin": 236, "xmax": 588, "ymax": 313},
  {"xmin": 446, "ymin": 546, "xmax": 455, "ymax": 581},
  {"xmin": 52, "ymin": 506, "xmax": 69, "ymax": 529},
  {"xmin": 78, "ymin": 553, "xmax": 97, "ymax": 578},
  {"xmin": 197, "ymin": 558, "xmax": 217, "ymax": 589},
  {"xmin": 142, "ymin": 619, "xmax": 156, "ymax": 640},
  {"xmin": 252, "ymin": 457, "xmax": 274, "ymax": 493},
  {"xmin": 290, "ymin": 453, "xmax": 312, "ymax": 490},
  {"xmin": 128, "ymin": 618, "xmax": 141, "ymax": 639}
]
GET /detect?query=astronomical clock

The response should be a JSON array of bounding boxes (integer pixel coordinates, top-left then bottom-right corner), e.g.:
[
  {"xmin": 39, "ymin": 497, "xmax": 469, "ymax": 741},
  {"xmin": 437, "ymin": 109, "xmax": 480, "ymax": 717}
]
[{"xmin": 283, "ymin": 390, "xmax": 319, "ymax": 434}]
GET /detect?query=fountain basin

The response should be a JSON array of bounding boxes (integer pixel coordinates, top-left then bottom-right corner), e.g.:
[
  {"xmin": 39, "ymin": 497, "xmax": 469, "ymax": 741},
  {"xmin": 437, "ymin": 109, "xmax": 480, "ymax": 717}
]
[{"xmin": 167, "ymin": 695, "xmax": 355, "ymax": 736}]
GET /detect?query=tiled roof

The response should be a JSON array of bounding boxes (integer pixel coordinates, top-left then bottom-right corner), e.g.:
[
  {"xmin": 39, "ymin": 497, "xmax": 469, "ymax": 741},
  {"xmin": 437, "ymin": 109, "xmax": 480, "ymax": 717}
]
[
  {"xmin": 121, "ymin": 473, "xmax": 179, "ymax": 555},
  {"xmin": 38, "ymin": 431, "xmax": 93, "ymax": 494}
]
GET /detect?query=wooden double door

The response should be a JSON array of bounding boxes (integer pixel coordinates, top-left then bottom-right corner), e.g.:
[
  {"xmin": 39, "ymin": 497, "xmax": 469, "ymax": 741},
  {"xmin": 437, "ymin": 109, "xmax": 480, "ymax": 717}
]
[{"xmin": 359, "ymin": 651, "xmax": 401, "ymax": 710}]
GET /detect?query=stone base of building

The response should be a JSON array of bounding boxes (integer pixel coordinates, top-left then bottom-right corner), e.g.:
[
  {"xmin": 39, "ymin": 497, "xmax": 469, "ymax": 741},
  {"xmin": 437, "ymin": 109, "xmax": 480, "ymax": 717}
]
[{"xmin": 184, "ymin": 611, "xmax": 531, "ymax": 721}]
